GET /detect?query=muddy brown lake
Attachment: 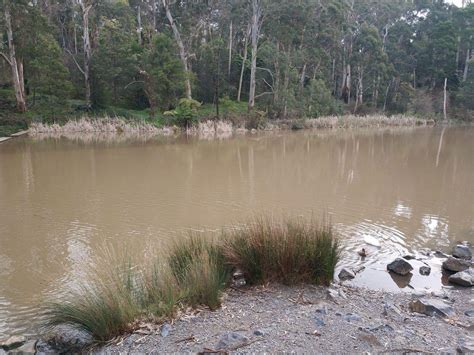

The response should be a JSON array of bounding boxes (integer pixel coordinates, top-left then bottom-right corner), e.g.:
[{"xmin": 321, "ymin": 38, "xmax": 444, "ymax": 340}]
[{"xmin": 0, "ymin": 126, "xmax": 473, "ymax": 336}]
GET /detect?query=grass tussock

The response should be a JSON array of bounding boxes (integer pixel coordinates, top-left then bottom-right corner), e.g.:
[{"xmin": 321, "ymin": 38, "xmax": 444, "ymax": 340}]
[
  {"xmin": 43, "ymin": 217, "xmax": 339, "ymax": 342},
  {"xmin": 223, "ymin": 218, "xmax": 339, "ymax": 286}
]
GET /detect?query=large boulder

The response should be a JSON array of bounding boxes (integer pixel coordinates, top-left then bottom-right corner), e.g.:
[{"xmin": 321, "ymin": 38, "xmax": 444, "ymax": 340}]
[
  {"xmin": 409, "ymin": 298, "xmax": 455, "ymax": 318},
  {"xmin": 442, "ymin": 257, "xmax": 472, "ymax": 272},
  {"xmin": 387, "ymin": 258, "xmax": 413, "ymax": 275},
  {"xmin": 448, "ymin": 268, "xmax": 473, "ymax": 287},
  {"xmin": 452, "ymin": 244, "xmax": 472, "ymax": 260}
]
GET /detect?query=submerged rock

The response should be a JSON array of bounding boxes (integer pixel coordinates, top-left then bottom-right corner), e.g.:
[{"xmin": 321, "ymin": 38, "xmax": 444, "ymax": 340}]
[
  {"xmin": 338, "ymin": 268, "xmax": 356, "ymax": 281},
  {"xmin": 442, "ymin": 257, "xmax": 472, "ymax": 272},
  {"xmin": 216, "ymin": 332, "xmax": 249, "ymax": 350},
  {"xmin": 452, "ymin": 245, "xmax": 472, "ymax": 260},
  {"xmin": 409, "ymin": 298, "xmax": 455, "ymax": 318},
  {"xmin": 419, "ymin": 266, "xmax": 431, "ymax": 276},
  {"xmin": 448, "ymin": 268, "xmax": 473, "ymax": 287},
  {"xmin": 387, "ymin": 258, "xmax": 413, "ymax": 276},
  {"xmin": 0, "ymin": 336, "xmax": 26, "ymax": 351},
  {"xmin": 9, "ymin": 340, "xmax": 37, "ymax": 354}
]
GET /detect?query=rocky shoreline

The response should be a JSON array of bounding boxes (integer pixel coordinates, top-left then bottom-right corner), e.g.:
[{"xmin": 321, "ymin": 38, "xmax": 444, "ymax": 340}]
[{"xmin": 2, "ymin": 242, "xmax": 472, "ymax": 354}]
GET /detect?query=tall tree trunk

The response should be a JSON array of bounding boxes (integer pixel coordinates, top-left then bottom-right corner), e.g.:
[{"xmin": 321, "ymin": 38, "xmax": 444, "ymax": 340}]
[
  {"xmin": 463, "ymin": 45, "xmax": 471, "ymax": 82},
  {"xmin": 300, "ymin": 62, "xmax": 307, "ymax": 91},
  {"xmin": 137, "ymin": 5, "xmax": 142, "ymax": 45},
  {"xmin": 3, "ymin": 2, "xmax": 26, "ymax": 112},
  {"xmin": 248, "ymin": 0, "xmax": 261, "ymax": 112},
  {"xmin": 237, "ymin": 24, "xmax": 250, "ymax": 102},
  {"xmin": 163, "ymin": 0, "xmax": 192, "ymax": 99},
  {"xmin": 273, "ymin": 41, "xmax": 281, "ymax": 104},
  {"xmin": 443, "ymin": 77, "xmax": 448, "ymax": 121},
  {"xmin": 80, "ymin": 1, "xmax": 92, "ymax": 109},
  {"xmin": 228, "ymin": 20, "xmax": 233, "ymax": 78}
]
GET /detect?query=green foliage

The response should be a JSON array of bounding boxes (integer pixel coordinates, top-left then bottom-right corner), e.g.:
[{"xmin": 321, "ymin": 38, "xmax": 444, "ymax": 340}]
[
  {"xmin": 164, "ymin": 98, "xmax": 201, "ymax": 127},
  {"xmin": 302, "ymin": 80, "xmax": 342, "ymax": 117}
]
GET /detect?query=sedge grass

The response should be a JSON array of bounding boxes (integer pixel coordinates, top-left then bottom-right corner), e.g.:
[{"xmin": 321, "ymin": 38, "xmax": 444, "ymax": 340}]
[{"xmin": 43, "ymin": 217, "xmax": 339, "ymax": 342}]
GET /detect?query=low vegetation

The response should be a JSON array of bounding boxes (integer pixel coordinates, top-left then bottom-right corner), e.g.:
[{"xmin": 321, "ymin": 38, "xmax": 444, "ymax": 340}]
[{"xmin": 42, "ymin": 217, "xmax": 339, "ymax": 342}]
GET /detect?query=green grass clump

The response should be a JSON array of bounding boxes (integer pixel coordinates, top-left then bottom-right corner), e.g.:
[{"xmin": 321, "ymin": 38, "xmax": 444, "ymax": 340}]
[
  {"xmin": 222, "ymin": 218, "xmax": 339, "ymax": 286},
  {"xmin": 42, "ymin": 217, "xmax": 339, "ymax": 342},
  {"xmin": 42, "ymin": 262, "xmax": 142, "ymax": 342}
]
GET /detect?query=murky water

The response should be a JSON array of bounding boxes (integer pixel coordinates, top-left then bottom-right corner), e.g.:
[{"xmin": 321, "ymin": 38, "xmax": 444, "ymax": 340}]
[{"xmin": 0, "ymin": 126, "xmax": 473, "ymax": 336}]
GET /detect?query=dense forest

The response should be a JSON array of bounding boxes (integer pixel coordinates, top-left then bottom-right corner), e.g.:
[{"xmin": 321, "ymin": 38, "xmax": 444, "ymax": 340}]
[{"xmin": 0, "ymin": 0, "xmax": 473, "ymax": 133}]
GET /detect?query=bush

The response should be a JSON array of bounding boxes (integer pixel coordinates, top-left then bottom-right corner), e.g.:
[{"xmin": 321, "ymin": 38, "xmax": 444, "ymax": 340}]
[
  {"xmin": 222, "ymin": 218, "xmax": 339, "ymax": 286},
  {"xmin": 164, "ymin": 98, "xmax": 201, "ymax": 128}
]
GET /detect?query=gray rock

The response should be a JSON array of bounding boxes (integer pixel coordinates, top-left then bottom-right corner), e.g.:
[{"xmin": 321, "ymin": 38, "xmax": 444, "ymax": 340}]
[
  {"xmin": 457, "ymin": 338, "xmax": 474, "ymax": 354},
  {"xmin": 161, "ymin": 323, "xmax": 171, "ymax": 337},
  {"xmin": 442, "ymin": 257, "xmax": 472, "ymax": 272},
  {"xmin": 448, "ymin": 268, "xmax": 473, "ymax": 287},
  {"xmin": 344, "ymin": 313, "xmax": 362, "ymax": 322},
  {"xmin": 0, "ymin": 336, "xmax": 26, "ymax": 351},
  {"xmin": 338, "ymin": 268, "xmax": 355, "ymax": 281},
  {"xmin": 409, "ymin": 298, "xmax": 455, "ymax": 318},
  {"xmin": 314, "ymin": 317, "xmax": 325, "ymax": 326},
  {"xmin": 216, "ymin": 332, "xmax": 249, "ymax": 350},
  {"xmin": 403, "ymin": 254, "xmax": 416, "ymax": 260},
  {"xmin": 452, "ymin": 245, "xmax": 472, "ymax": 260},
  {"xmin": 9, "ymin": 340, "xmax": 37, "ymax": 354},
  {"xmin": 465, "ymin": 310, "xmax": 474, "ymax": 317},
  {"xmin": 315, "ymin": 304, "xmax": 328, "ymax": 315},
  {"xmin": 419, "ymin": 266, "xmax": 431, "ymax": 276},
  {"xmin": 387, "ymin": 258, "xmax": 413, "ymax": 276},
  {"xmin": 253, "ymin": 330, "xmax": 264, "ymax": 336},
  {"xmin": 434, "ymin": 251, "xmax": 449, "ymax": 258}
]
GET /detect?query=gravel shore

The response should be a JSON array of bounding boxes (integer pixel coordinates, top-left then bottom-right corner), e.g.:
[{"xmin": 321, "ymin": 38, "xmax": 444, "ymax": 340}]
[{"xmin": 95, "ymin": 283, "xmax": 473, "ymax": 354}]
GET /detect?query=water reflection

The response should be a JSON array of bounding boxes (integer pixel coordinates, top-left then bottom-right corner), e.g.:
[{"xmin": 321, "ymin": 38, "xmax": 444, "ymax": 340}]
[{"xmin": 0, "ymin": 126, "xmax": 473, "ymax": 335}]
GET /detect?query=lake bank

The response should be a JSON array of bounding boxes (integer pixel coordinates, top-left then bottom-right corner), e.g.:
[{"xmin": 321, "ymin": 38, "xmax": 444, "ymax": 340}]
[{"xmin": 24, "ymin": 114, "xmax": 435, "ymax": 140}]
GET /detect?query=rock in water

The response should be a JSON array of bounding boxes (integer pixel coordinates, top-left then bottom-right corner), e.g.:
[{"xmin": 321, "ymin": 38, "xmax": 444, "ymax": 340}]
[
  {"xmin": 452, "ymin": 244, "xmax": 472, "ymax": 260},
  {"xmin": 338, "ymin": 268, "xmax": 356, "ymax": 281},
  {"xmin": 387, "ymin": 258, "xmax": 413, "ymax": 275},
  {"xmin": 9, "ymin": 340, "xmax": 36, "ymax": 354},
  {"xmin": 216, "ymin": 332, "xmax": 249, "ymax": 350},
  {"xmin": 409, "ymin": 298, "xmax": 455, "ymax": 318},
  {"xmin": 448, "ymin": 268, "xmax": 473, "ymax": 287},
  {"xmin": 442, "ymin": 257, "xmax": 472, "ymax": 272},
  {"xmin": 419, "ymin": 266, "xmax": 431, "ymax": 276},
  {"xmin": 0, "ymin": 336, "xmax": 27, "ymax": 351}
]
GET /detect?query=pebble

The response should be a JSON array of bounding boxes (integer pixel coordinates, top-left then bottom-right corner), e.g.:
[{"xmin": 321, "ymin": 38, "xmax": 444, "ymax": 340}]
[
  {"xmin": 253, "ymin": 330, "xmax": 264, "ymax": 336},
  {"xmin": 464, "ymin": 310, "xmax": 474, "ymax": 317},
  {"xmin": 161, "ymin": 323, "xmax": 171, "ymax": 337},
  {"xmin": 344, "ymin": 313, "xmax": 362, "ymax": 322},
  {"xmin": 216, "ymin": 332, "xmax": 249, "ymax": 350},
  {"xmin": 419, "ymin": 266, "xmax": 431, "ymax": 276},
  {"xmin": 314, "ymin": 316, "xmax": 326, "ymax": 326},
  {"xmin": 409, "ymin": 298, "xmax": 455, "ymax": 318}
]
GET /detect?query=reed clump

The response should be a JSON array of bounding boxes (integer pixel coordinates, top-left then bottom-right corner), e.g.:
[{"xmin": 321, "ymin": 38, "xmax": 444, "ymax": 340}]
[
  {"xmin": 42, "ymin": 217, "xmax": 339, "ymax": 342},
  {"xmin": 222, "ymin": 218, "xmax": 339, "ymax": 286}
]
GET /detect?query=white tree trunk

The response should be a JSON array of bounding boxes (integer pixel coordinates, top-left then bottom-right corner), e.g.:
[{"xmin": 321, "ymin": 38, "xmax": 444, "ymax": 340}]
[
  {"xmin": 248, "ymin": 0, "xmax": 261, "ymax": 111},
  {"xmin": 3, "ymin": 2, "xmax": 27, "ymax": 112},
  {"xmin": 443, "ymin": 77, "xmax": 448, "ymax": 121},
  {"xmin": 237, "ymin": 24, "xmax": 250, "ymax": 102},
  {"xmin": 228, "ymin": 21, "xmax": 233, "ymax": 78},
  {"xmin": 137, "ymin": 5, "xmax": 142, "ymax": 45},
  {"xmin": 163, "ymin": 0, "xmax": 192, "ymax": 99},
  {"xmin": 79, "ymin": 1, "xmax": 93, "ymax": 108},
  {"xmin": 463, "ymin": 46, "xmax": 471, "ymax": 82}
]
